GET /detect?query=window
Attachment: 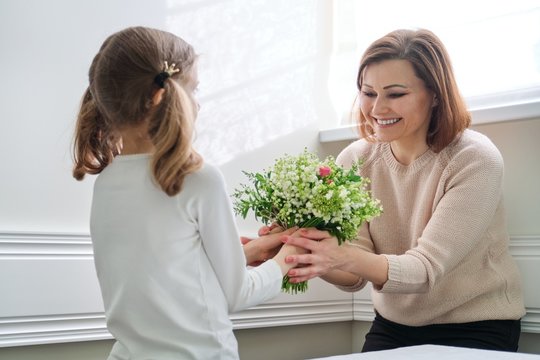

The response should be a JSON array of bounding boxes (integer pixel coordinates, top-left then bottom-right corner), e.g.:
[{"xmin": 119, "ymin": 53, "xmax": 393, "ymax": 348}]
[{"xmin": 328, "ymin": 0, "xmax": 540, "ymax": 128}]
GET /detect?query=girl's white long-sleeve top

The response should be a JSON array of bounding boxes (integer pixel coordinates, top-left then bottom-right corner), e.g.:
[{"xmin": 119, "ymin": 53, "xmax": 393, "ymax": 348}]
[{"xmin": 90, "ymin": 154, "xmax": 282, "ymax": 360}]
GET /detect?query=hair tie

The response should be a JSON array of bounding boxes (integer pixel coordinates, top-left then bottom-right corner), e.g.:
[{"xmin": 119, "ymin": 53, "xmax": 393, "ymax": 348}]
[{"xmin": 153, "ymin": 61, "xmax": 180, "ymax": 88}]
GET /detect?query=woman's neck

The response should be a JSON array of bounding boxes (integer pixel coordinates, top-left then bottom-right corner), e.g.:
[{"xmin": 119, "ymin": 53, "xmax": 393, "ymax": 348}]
[{"xmin": 389, "ymin": 140, "xmax": 430, "ymax": 166}]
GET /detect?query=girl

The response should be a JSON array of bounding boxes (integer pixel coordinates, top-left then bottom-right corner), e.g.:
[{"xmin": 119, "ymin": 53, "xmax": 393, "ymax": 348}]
[
  {"xmin": 282, "ymin": 29, "xmax": 525, "ymax": 352},
  {"xmin": 73, "ymin": 26, "xmax": 300, "ymax": 360}
]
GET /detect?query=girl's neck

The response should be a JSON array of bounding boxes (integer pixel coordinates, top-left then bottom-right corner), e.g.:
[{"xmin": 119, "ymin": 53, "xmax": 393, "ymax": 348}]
[
  {"xmin": 119, "ymin": 125, "xmax": 154, "ymax": 155},
  {"xmin": 121, "ymin": 140, "xmax": 154, "ymax": 155}
]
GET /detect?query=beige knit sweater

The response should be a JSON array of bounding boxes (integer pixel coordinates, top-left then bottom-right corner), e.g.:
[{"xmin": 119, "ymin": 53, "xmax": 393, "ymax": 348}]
[{"xmin": 336, "ymin": 129, "xmax": 525, "ymax": 326}]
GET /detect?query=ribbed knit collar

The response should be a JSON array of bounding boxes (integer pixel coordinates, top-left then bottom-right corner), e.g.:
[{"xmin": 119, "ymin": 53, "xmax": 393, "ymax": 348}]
[{"xmin": 382, "ymin": 142, "xmax": 436, "ymax": 175}]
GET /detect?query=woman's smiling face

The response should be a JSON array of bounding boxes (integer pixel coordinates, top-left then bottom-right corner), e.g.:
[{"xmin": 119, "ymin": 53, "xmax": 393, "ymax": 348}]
[{"xmin": 359, "ymin": 59, "xmax": 436, "ymax": 148}]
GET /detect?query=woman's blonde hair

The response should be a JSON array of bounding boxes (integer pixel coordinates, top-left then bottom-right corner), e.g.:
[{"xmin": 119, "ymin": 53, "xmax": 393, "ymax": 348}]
[
  {"xmin": 356, "ymin": 29, "xmax": 471, "ymax": 152},
  {"xmin": 72, "ymin": 26, "xmax": 202, "ymax": 195}
]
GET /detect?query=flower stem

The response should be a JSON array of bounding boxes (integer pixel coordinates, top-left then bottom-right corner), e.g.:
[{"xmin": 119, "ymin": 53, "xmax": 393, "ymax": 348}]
[{"xmin": 282, "ymin": 275, "xmax": 308, "ymax": 294}]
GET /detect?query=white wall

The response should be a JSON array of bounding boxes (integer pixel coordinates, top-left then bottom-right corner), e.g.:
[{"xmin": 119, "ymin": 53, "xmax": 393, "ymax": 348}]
[
  {"xmin": 0, "ymin": 0, "xmax": 336, "ymax": 233},
  {"xmin": 0, "ymin": 0, "xmax": 353, "ymax": 351}
]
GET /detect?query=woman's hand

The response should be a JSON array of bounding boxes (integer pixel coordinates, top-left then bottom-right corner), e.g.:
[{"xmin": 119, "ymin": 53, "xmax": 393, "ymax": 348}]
[
  {"xmin": 281, "ymin": 228, "xmax": 346, "ymax": 283},
  {"xmin": 283, "ymin": 228, "xmax": 389, "ymax": 288}
]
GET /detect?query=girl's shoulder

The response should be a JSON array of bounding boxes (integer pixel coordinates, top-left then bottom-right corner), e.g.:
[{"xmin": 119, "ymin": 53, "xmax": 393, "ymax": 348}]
[{"xmin": 184, "ymin": 162, "xmax": 225, "ymax": 189}]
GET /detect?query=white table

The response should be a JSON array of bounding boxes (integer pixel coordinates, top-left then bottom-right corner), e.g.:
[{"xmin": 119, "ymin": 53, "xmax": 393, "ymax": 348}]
[{"xmin": 309, "ymin": 345, "xmax": 540, "ymax": 359}]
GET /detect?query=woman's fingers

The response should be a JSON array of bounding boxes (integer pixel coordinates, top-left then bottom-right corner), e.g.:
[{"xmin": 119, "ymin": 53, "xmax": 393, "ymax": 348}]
[
  {"xmin": 292, "ymin": 227, "xmax": 332, "ymax": 240},
  {"xmin": 286, "ymin": 260, "xmax": 321, "ymax": 282},
  {"xmin": 281, "ymin": 239, "xmax": 321, "ymax": 270},
  {"xmin": 282, "ymin": 235, "xmax": 320, "ymax": 251},
  {"xmin": 282, "ymin": 233, "xmax": 340, "ymax": 281}
]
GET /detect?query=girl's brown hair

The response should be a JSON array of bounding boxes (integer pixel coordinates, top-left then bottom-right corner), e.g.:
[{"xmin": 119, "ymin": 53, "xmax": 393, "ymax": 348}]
[
  {"xmin": 356, "ymin": 29, "xmax": 471, "ymax": 152},
  {"xmin": 72, "ymin": 26, "xmax": 202, "ymax": 195}
]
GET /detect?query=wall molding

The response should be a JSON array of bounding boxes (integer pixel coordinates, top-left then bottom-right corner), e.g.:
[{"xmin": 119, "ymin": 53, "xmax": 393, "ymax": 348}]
[
  {"xmin": 0, "ymin": 231, "xmax": 92, "ymax": 259},
  {"xmin": 0, "ymin": 300, "xmax": 354, "ymax": 347},
  {"xmin": 0, "ymin": 232, "xmax": 353, "ymax": 347},
  {"xmin": 232, "ymin": 300, "xmax": 353, "ymax": 329},
  {"xmin": 352, "ymin": 298, "xmax": 375, "ymax": 322},
  {"xmin": 0, "ymin": 232, "xmax": 539, "ymax": 347},
  {"xmin": 0, "ymin": 313, "xmax": 109, "ymax": 347}
]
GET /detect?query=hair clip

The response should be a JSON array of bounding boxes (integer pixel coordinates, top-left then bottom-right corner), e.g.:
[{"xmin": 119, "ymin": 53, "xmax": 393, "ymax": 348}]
[
  {"xmin": 153, "ymin": 61, "xmax": 180, "ymax": 88},
  {"xmin": 163, "ymin": 61, "xmax": 180, "ymax": 77}
]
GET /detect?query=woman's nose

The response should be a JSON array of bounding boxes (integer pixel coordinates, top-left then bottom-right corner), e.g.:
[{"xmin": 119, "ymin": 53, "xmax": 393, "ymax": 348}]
[{"xmin": 372, "ymin": 96, "xmax": 388, "ymax": 115}]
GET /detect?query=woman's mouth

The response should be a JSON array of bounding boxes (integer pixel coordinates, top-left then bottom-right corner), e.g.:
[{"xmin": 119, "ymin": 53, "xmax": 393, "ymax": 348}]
[{"xmin": 376, "ymin": 118, "xmax": 401, "ymax": 125}]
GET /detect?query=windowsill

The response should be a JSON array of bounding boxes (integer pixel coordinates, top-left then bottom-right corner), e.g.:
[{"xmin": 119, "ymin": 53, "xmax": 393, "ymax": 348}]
[{"xmin": 319, "ymin": 99, "xmax": 540, "ymax": 143}]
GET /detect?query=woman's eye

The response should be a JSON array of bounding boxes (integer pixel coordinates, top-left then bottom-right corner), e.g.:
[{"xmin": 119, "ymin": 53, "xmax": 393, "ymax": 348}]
[
  {"xmin": 361, "ymin": 91, "xmax": 376, "ymax": 98},
  {"xmin": 388, "ymin": 93, "xmax": 406, "ymax": 98}
]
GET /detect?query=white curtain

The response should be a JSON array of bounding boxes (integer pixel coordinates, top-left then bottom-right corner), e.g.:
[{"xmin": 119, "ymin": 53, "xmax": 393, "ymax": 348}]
[{"xmin": 165, "ymin": 0, "xmax": 321, "ymax": 165}]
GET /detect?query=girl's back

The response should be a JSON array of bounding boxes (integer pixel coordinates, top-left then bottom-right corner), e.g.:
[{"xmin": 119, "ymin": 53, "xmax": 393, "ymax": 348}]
[{"xmin": 91, "ymin": 155, "xmax": 281, "ymax": 359}]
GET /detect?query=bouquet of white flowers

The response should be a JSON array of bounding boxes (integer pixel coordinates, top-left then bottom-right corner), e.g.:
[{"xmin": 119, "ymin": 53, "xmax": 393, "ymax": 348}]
[{"xmin": 233, "ymin": 149, "xmax": 382, "ymax": 294}]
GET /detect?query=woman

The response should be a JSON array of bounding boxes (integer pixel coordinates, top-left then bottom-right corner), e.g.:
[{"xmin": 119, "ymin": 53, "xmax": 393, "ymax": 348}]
[{"xmin": 282, "ymin": 28, "xmax": 525, "ymax": 352}]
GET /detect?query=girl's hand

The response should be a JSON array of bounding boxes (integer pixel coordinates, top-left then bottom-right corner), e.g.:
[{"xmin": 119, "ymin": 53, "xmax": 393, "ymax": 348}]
[
  {"xmin": 273, "ymin": 241, "xmax": 309, "ymax": 275},
  {"xmin": 257, "ymin": 222, "xmax": 282, "ymax": 236},
  {"xmin": 242, "ymin": 226, "xmax": 297, "ymax": 266}
]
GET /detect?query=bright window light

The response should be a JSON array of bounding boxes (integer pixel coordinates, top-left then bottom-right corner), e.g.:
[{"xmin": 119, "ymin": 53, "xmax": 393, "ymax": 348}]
[{"xmin": 329, "ymin": 0, "xmax": 540, "ymax": 125}]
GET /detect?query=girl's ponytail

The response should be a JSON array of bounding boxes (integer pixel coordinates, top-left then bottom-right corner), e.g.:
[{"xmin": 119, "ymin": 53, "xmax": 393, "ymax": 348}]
[
  {"xmin": 148, "ymin": 77, "xmax": 202, "ymax": 196},
  {"xmin": 73, "ymin": 27, "xmax": 202, "ymax": 195},
  {"xmin": 72, "ymin": 88, "xmax": 119, "ymax": 180}
]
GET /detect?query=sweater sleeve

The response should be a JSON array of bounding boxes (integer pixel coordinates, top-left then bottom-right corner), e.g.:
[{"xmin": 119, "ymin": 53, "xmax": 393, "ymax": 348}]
[
  {"xmin": 380, "ymin": 137, "xmax": 505, "ymax": 293},
  {"xmin": 335, "ymin": 223, "xmax": 373, "ymax": 292},
  {"xmin": 194, "ymin": 165, "xmax": 282, "ymax": 312}
]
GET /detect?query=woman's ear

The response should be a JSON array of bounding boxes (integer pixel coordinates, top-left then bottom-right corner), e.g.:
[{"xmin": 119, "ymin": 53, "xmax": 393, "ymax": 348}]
[{"xmin": 152, "ymin": 88, "xmax": 166, "ymax": 106}]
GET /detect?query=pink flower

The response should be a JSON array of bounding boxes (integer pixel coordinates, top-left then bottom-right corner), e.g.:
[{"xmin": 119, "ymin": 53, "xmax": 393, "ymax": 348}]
[{"xmin": 318, "ymin": 166, "xmax": 331, "ymax": 177}]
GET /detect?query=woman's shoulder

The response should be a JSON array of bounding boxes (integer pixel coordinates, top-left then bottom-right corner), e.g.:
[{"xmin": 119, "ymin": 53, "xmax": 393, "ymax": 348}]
[
  {"xmin": 440, "ymin": 129, "xmax": 504, "ymax": 174},
  {"xmin": 336, "ymin": 138, "xmax": 382, "ymax": 168},
  {"xmin": 445, "ymin": 129, "xmax": 502, "ymax": 162}
]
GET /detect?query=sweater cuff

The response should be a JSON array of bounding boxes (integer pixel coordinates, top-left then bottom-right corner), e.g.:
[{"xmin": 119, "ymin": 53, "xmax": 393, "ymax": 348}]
[
  {"xmin": 335, "ymin": 277, "xmax": 368, "ymax": 292},
  {"xmin": 377, "ymin": 254, "xmax": 402, "ymax": 292}
]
